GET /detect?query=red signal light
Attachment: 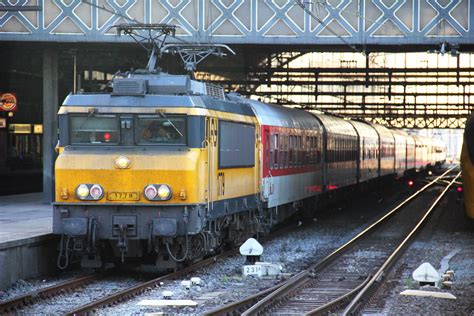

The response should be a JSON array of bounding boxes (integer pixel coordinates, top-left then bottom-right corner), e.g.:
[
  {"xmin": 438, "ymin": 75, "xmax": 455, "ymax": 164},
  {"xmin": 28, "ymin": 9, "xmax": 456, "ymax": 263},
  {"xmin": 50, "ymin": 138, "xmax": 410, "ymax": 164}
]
[
  {"xmin": 408, "ymin": 180, "xmax": 414, "ymax": 187},
  {"xmin": 103, "ymin": 132, "xmax": 111, "ymax": 141},
  {"xmin": 457, "ymin": 186, "xmax": 463, "ymax": 193}
]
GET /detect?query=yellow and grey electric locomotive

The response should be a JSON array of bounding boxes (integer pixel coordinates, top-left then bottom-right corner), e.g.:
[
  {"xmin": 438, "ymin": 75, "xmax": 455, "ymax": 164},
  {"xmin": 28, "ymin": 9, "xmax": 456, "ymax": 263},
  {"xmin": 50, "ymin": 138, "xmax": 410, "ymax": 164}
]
[{"xmin": 53, "ymin": 70, "xmax": 266, "ymax": 269}]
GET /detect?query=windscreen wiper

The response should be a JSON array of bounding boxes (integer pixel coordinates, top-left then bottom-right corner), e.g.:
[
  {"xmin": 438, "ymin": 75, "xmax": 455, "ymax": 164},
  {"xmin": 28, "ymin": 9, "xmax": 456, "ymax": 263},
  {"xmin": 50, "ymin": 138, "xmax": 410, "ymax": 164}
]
[{"xmin": 158, "ymin": 112, "xmax": 183, "ymax": 137}]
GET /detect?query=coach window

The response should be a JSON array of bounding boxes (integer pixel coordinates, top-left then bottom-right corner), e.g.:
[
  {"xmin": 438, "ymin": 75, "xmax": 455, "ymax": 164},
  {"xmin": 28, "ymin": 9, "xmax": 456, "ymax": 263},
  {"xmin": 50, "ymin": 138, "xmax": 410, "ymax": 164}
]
[
  {"xmin": 284, "ymin": 134, "xmax": 289, "ymax": 168},
  {"xmin": 304, "ymin": 135, "xmax": 308, "ymax": 166},
  {"xmin": 270, "ymin": 134, "xmax": 275, "ymax": 169},
  {"xmin": 292, "ymin": 135, "xmax": 296, "ymax": 166},
  {"xmin": 279, "ymin": 133, "xmax": 284, "ymax": 169},
  {"xmin": 305, "ymin": 136, "xmax": 310, "ymax": 165},
  {"xmin": 302, "ymin": 136, "xmax": 306, "ymax": 165},
  {"xmin": 301, "ymin": 135, "xmax": 305, "ymax": 165},
  {"xmin": 343, "ymin": 138, "xmax": 346, "ymax": 162},
  {"xmin": 289, "ymin": 136, "xmax": 293, "ymax": 167},
  {"xmin": 316, "ymin": 135, "xmax": 321, "ymax": 164},
  {"xmin": 292, "ymin": 135, "xmax": 297, "ymax": 167},
  {"xmin": 354, "ymin": 139, "xmax": 358, "ymax": 160},
  {"xmin": 308, "ymin": 136, "xmax": 312, "ymax": 165},
  {"xmin": 296, "ymin": 136, "xmax": 301, "ymax": 166},
  {"xmin": 273, "ymin": 133, "xmax": 279, "ymax": 169},
  {"xmin": 328, "ymin": 138, "xmax": 333, "ymax": 163},
  {"xmin": 296, "ymin": 135, "xmax": 300, "ymax": 165},
  {"xmin": 293, "ymin": 135, "xmax": 297, "ymax": 166},
  {"xmin": 266, "ymin": 133, "xmax": 270, "ymax": 170},
  {"xmin": 349, "ymin": 139, "xmax": 352, "ymax": 161}
]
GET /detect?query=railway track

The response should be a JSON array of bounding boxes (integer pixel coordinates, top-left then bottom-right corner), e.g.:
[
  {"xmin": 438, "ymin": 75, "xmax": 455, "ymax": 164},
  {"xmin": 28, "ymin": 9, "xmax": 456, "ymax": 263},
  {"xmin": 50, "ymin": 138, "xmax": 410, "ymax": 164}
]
[
  {"xmin": 206, "ymin": 167, "xmax": 460, "ymax": 315},
  {"xmin": 0, "ymin": 247, "xmax": 238, "ymax": 315},
  {"xmin": 0, "ymin": 221, "xmax": 297, "ymax": 315},
  {"xmin": 0, "ymin": 272, "xmax": 104, "ymax": 314},
  {"xmin": 64, "ymin": 250, "xmax": 236, "ymax": 315},
  {"xmin": 1, "ymin": 169, "xmax": 457, "ymax": 315}
]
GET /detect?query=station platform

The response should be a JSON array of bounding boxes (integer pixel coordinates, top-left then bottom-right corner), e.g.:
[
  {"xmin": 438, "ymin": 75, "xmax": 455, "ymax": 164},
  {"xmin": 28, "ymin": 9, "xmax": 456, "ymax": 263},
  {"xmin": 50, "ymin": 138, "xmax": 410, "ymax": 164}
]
[
  {"xmin": 0, "ymin": 193, "xmax": 57, "ymax": 291},
  {"xmin": 0, "ymin": 193, "xmax": 52, "ymax": 244}
]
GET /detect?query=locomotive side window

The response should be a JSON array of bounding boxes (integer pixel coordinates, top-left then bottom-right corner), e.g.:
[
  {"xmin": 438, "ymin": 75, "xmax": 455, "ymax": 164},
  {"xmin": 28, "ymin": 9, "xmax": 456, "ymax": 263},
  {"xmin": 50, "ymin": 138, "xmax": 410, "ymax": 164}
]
[
  {"xmin": 219, "ymin": 121, "xmax": 255, "ymax": 168},
  {"xmin": 70, "ymin": 114, "xmax": 119, "ymax": 145},
  {"xmin": 135, "ymin": 115, "xmax": 187, "ymax": 145}
]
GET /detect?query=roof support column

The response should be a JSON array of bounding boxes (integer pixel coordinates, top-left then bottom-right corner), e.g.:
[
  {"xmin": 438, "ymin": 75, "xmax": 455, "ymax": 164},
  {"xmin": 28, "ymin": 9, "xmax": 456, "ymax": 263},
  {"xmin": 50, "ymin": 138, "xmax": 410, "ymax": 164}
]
[{"xmin": 43, "ymin": 48, "xmax": 58, "ymax": 203}]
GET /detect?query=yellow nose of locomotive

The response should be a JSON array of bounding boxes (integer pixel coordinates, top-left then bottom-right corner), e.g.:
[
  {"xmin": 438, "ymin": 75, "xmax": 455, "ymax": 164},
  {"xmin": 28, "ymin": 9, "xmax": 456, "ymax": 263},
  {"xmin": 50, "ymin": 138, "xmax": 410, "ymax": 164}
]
[{"xmin": 55, "ymin": 150, "xmax": 200, "ymax": 204}]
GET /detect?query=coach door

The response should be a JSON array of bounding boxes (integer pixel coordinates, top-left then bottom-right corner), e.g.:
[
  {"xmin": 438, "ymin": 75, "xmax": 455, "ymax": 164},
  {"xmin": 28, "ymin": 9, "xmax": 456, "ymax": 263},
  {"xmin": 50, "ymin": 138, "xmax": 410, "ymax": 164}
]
[{"xmin": 262, "ymin": 126, "xmax": 274, "ymax": 201}]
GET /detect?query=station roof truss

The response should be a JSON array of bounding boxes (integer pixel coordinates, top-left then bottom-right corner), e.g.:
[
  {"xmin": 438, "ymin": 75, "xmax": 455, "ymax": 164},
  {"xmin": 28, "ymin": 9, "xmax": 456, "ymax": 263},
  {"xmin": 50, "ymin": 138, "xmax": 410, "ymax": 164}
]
[
  {"xmin": 199, "ymin": 54, "xmax": 474, "ymax": 129},
  {"xmin": 1, "ymin": 0, "xmax": 474, "ymax": 49}
]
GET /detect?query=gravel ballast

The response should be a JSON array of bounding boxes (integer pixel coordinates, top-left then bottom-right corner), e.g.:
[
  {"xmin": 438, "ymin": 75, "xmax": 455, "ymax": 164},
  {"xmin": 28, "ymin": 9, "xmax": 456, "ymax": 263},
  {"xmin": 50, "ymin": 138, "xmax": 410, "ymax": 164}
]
[{"xmin": 361, "ymin": 188, "xmax": 474, "ymax": 315}]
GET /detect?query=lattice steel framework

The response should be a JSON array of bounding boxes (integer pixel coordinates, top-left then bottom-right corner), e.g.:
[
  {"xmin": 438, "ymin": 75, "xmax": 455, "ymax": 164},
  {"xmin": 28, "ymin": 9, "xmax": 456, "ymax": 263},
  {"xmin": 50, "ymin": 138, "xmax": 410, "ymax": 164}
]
[
  {"xmin": 0, "ymin": 0, "xmax": 473, "ymax": 46},
  {"xmin": 201, "ymin": 52, "xmax": 474, "ymax": 129}
]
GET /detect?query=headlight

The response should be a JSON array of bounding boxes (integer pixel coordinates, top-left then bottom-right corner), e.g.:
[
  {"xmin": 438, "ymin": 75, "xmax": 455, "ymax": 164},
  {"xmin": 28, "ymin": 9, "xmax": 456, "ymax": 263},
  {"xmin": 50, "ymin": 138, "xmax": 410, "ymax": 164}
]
[
  {"xmin": 144, "ymin": 184, "xmax": 172, "ymax": 201},
  {"xmin": 76, "ymin": 184, "xmax": 90, "ymax": 200},
  {"xmin": 89, "ymin": 184, "xmax": 104, "ymax": 200},
  {"xmin": 76, "ymin": 184, "xmax": 104, "ymax": 200},
  {"xmin": 115, "ymin": 156, "xmax": 131, "ymax": 169},
  {"xmin": 157, "ymin": 185, "xmax": 172, "ymax": 200},
  {"xmin": 144, "ymin": 185, "xmax": 157, "ymax": 200}
]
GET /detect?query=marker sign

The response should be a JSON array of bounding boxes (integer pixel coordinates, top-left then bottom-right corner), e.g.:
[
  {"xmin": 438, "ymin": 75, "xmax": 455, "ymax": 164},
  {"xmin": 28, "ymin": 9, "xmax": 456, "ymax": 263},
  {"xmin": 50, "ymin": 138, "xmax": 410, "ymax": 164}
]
[{"xmin": 0, "ymin": 93, "xmax": 17, "ymax": 111}]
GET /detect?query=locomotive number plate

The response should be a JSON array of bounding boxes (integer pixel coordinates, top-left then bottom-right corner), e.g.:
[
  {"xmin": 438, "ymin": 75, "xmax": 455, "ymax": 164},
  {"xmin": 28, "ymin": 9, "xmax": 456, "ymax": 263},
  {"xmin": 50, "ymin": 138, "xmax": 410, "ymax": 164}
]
[{"xmin": 107, "ymin": 192, "xmax": 140, "ymax": 201}]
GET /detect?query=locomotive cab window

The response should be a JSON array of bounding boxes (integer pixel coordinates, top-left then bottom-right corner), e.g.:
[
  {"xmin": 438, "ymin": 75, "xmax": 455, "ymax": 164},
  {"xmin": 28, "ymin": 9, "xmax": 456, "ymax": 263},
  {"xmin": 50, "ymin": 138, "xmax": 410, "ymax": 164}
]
[
  {"xmin": 70, "ymin": 114, "xmax": 119, "ymax": 145},
  {"xmin": 135, "ymin": 115, "xmax": 187, "ymax": 145}
]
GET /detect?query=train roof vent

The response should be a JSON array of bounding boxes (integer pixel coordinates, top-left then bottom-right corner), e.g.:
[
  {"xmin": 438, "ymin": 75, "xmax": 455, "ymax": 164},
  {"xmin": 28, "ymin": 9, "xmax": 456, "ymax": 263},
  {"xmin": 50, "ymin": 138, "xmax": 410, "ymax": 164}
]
[
  {"xmin": 205, "ymin": 83, "xmax": 225, "ymax": 100},
  {"xmin": 113, "ymin": 79, "xmax": 147, "ymax": 96}
]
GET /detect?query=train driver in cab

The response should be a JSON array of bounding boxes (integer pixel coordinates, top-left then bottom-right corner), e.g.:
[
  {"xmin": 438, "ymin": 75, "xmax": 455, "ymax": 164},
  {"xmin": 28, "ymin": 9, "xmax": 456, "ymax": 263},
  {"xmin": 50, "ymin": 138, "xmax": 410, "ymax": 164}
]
[{"xmin": 143, "ymin": 121, "xmax": 172, "ymax": 142}]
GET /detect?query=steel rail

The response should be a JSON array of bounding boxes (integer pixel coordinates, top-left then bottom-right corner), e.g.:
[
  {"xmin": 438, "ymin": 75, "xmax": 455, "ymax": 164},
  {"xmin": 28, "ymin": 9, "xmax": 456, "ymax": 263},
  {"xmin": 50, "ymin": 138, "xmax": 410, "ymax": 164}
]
[
  {"xmin": 305, "ymin": 275, "xmax": 371, "ymax": 316},
  {"xmin": 342, "ymin": 171, "xmax": 462, "ymax": 315},
  {"xmin": 0, "ymin": 272, "xmax": 102, "ymax": 313},
  {"xmin": 202, "ymin": 282, "xmax": 285, "ymax": 316},
  {"xmin": 239, "ymin": 166, "xmax": 457, "ymax": 316}
]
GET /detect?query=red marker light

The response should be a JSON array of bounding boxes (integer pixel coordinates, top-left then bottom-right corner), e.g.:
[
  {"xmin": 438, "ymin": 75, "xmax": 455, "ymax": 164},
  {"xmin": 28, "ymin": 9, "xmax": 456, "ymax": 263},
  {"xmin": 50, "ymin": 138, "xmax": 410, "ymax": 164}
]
[
  {"xmin": 457, "ymin": 186, "xmax": 463, "ymax": 193},
  {"xmin": 103, "ymin": 133, "xmax": 111, "ymax": 141},
  {"xmin": 408, "ymin": 180, "xmax": 414, "ymax": 187}
]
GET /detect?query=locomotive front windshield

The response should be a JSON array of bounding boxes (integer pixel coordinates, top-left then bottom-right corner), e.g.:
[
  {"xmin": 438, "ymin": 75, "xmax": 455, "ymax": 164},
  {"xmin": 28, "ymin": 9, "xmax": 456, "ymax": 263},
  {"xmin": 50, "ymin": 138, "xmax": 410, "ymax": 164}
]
[
  {"xmin": 70, "ymin": 114, "xmax": 120, "ymax": 145},
  {"xmin": 135, "ymin": 115, "xmax": 187, "ymax": 145}
]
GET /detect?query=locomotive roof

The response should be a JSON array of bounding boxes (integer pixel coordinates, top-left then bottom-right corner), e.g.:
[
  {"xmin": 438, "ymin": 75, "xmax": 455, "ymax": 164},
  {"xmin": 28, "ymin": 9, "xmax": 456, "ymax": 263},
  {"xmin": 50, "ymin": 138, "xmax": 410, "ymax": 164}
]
[{"xmin": 61, "ymin": 93, "xmax": 256, "ymax": 117}]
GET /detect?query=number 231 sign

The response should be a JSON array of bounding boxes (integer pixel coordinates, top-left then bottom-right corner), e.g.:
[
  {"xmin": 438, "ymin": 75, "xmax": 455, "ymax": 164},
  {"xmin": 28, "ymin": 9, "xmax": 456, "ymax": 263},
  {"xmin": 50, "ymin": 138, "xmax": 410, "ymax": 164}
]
[{"xmin": 0, "ymin": 93, "xmax": 17, "ymax": 111}]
